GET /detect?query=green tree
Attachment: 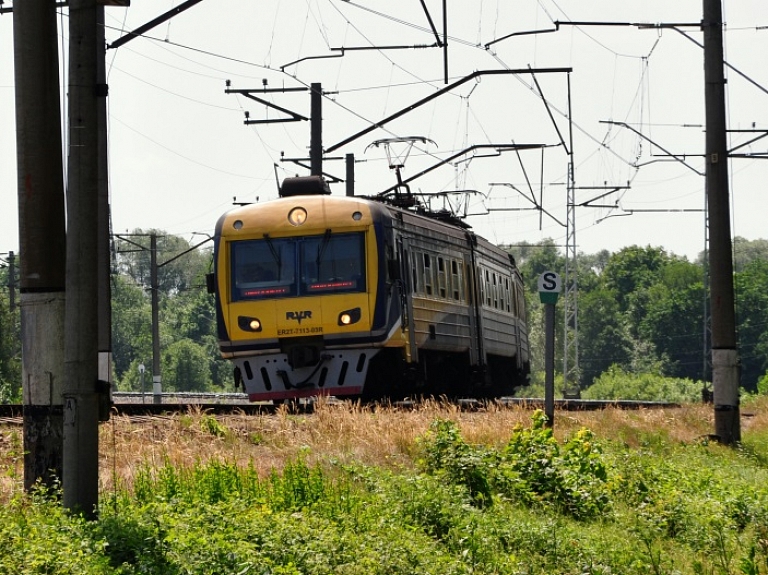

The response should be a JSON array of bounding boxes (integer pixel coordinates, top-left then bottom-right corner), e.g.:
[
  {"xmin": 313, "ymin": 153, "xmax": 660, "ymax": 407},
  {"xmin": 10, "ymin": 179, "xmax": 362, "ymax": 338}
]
[
  {"xmin": 161, "ymin": 339, "xmax": 212, "ymax": 392},
  {"xmin": 160, "ymin": 288, "xmax": 229, "ymax": 390},
  {"xmin": 639, "ymin": 260, "xmax": 706, "ymax": 382},
  {"xmin": 111, "ymin": 232, "xmax": 220, "ymax": 391},
  {"xmin": 114, "ymin": 230, "xmax": 212, "ymax": 294},
  {"xmin": 601, "ymin": 245, "xmax": 669, "ymax": 313},
  {"xmin": 111, "ymin": 274, "xmax": 152, "ymax": 385},
  {"xmin": 509, "ymin": 240, "xmax": 565, "ymax": 293},
  {"xmin": 734, "ymin": 258, "xmax": 768, "ymax": 391},
  {"xmin": 732, "ymin": 236, "xmax": 768, "ymax": 272},
  {"xmin": 578, "ymin": 287, "xmax": 634, "ymax": 387},
  {"xmin": 0, "ymin": 289, "xmax": 21, "ymax": 402}
]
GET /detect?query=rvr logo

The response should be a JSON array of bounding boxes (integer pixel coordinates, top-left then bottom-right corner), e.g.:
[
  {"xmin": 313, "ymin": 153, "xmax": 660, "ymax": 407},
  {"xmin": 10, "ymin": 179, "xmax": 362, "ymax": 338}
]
[{"xmin": 286, "ymin": 310, "xmax": 312, "ymax": 324}]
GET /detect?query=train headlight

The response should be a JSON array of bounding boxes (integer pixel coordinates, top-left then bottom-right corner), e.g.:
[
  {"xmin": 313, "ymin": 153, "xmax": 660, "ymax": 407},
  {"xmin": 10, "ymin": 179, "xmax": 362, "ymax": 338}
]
[
  {"xmin": 337, "ymin": 307, "xmax": 361, "ymax": 326},
  {"xmin": 238, "ymin": 316, "xmax": 263, "ymax": 332},
  {"xmin": 288, "ymin": 207, "xmax": 307, "ymax": 226}
]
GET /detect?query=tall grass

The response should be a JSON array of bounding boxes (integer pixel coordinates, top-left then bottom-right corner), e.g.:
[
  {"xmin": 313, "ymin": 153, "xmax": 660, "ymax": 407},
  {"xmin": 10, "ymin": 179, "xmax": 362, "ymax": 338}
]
[{"xmin": 1, "ymin": 398, "xmax": 767, "ymax": 574}]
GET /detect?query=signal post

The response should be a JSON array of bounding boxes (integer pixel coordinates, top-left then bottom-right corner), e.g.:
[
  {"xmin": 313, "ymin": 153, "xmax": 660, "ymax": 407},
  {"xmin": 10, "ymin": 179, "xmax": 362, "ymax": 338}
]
[{"xmin": 538, "ymin": 271, "xmax": 561, "ymax": 428}]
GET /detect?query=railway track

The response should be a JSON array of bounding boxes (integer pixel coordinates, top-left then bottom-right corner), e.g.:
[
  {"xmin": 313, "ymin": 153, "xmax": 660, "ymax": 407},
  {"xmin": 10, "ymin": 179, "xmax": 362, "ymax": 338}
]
[{"xmin": 0, "ymin": 393, "xmax": 681, "ymax": 424}]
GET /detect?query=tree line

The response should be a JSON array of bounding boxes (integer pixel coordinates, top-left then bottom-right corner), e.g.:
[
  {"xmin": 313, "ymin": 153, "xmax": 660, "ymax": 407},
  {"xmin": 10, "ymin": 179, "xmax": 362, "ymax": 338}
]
[
  {"xmin": 509, "ymin": 236, "xmax": 768, "ymax": 398},
  {"xmin": 0, "ymin": 232, "xmax": 766, "ymax": 401}
]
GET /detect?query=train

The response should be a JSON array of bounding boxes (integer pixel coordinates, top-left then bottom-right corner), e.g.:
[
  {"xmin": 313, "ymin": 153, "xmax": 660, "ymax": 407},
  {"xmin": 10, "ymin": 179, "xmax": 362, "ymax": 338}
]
[{"xmin": 209, "ymin": 175, "xmax": 530, "ymax": 402}]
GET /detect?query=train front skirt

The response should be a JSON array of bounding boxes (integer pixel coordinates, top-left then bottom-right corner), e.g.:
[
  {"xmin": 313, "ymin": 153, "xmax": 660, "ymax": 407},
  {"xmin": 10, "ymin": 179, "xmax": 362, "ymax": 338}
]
[{"xmin": 233, "ymin": 348, "xmax": 380, "ymax": 401}]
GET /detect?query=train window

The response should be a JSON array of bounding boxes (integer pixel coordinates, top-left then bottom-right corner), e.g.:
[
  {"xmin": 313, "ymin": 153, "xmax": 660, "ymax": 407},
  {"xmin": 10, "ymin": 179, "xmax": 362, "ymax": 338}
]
[
  {"xmin": 437, "ymin": 257, "xmax": 447, "ymax": 298},
  {"xmin": 231, "ymin": 237, "xmax": 296, "ymax": 301},
  {"xmin": 509, "ymin": 278, "xmax": 520, "ymax": 315},
  {"xmin": 477, "ymin": 266, "xmax": 486, "ymax": 306},
  {"xmin": 300, "ymin": 232, "xmax": 366, "ymax": 294},
  {"xmin": 410, "ymin": 251, "xmax": 420, "ymax": 293},
  {"xmin": 451, "ymin": 260, "xmax": 461, "ymax": 300},
  {"xmin": 517, "ymin": 282, "xmax": 526, "ymax": 322},
  {"xmin": 423, "ymin": 254, "xmax": 433, "ymax": 296}
]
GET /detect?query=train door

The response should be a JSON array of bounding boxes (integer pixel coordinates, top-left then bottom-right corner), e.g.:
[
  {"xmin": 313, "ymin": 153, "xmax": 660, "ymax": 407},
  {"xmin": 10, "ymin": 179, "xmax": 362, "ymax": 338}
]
[
  {"xmin": 464, "ymin": 232, "xmax": 484, "ymax": 372},
  {"xmin": 398, "ymin": 237, "xmax": 419, "ymax": 364}
]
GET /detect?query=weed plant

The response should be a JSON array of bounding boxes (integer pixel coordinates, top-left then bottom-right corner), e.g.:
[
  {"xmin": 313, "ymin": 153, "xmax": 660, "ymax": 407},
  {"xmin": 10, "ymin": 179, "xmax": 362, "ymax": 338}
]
[{"xmin": 1, "ymin": 399, "xmax": 767, "ymax": 574}]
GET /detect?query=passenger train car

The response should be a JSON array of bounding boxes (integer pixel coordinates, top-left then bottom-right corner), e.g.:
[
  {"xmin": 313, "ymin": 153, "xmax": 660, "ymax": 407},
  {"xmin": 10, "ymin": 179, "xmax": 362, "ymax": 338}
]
[{"xmin": 210, "ymin": 176, "xmax": 529, "ymax": 402}]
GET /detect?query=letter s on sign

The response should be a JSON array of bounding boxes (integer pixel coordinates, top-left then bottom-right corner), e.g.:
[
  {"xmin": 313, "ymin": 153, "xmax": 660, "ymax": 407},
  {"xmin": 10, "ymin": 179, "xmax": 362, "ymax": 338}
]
[{"xmin": 537, "ymin": 271, "xmax": 561, "ymax": 293}]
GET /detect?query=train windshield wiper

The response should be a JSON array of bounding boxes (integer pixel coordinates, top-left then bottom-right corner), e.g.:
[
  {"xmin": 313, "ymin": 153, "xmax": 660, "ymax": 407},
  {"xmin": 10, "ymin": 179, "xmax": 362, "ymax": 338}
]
[
  {"xmin": 316, "ymin": 228, "xmax": 332, "ymax": 267},
  {"xmin": 262, "ymin": 233, "xmax": 282, "ymax": 277}
]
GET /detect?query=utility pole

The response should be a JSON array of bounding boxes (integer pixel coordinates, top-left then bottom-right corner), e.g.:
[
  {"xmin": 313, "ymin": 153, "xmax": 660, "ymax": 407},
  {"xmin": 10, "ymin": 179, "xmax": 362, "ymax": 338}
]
[
  {"xmin": 7, "ymin": 251, "xmax": 16, "ymax": 313},
  {"xmin": 97, "ymin": 5, "xmax": 113, "ymax": 417},
  {"xmin": 703, "ymin": 0, "xmax": 740, "ymax": 444},
  {"xmin": 150, "ymin": 233, "xmax": 161, "ymax": 404},
  {"xmin": 345, "ymin": 154, "xmax": 355, "ymax": 196},
  {"xmin": 13, "ymin": 0, "xmax": 67, "ymax": 491},
  {"xmin": 310, "ymin": 83, "xmax": 322, "ymax": 176},
  {"xmin": 63, "ymin": 0, "xmax": 101, "ymax": 517}
]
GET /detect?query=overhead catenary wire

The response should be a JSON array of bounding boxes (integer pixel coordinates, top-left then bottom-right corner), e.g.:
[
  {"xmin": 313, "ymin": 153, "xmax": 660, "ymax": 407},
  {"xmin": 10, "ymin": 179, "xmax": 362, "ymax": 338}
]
[{"xmin": 42, "ymin": 1, "xmax": 764, "ymax": 261}]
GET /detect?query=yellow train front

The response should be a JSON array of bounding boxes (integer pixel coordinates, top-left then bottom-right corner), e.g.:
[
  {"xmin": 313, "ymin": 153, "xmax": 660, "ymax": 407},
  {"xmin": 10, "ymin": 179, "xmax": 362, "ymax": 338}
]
[
  {"xmin": 212, "ymin": 175, "xmax": 530, "ymax": 402},
  {"xmin": 212, "ymin": 176, "xmax": 403, "ymax": 401}
]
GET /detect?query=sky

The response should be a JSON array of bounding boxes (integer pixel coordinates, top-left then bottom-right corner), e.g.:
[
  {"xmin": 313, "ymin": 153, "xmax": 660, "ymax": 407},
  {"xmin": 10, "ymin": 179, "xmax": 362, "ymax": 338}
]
[{"xmin": 1, "ymin": 0, "xmax": 767, "ymax": 263}]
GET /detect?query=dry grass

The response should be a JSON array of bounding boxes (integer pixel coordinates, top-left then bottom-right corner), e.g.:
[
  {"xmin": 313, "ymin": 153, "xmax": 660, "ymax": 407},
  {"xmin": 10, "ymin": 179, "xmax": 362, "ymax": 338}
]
[{"xmin": 1, "ymin": 397, "xmax": 765, "ymax": 501}]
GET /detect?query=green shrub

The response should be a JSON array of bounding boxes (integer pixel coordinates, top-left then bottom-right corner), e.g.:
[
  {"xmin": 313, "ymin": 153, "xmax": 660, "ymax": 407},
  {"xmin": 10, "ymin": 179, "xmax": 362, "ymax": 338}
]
[
  {"xmin": 582, "ymin": 365, "xmax": 704, "ymax": 402},
  {"xmin": 417, "ymin": 412, "xmax": 611, "ymax": 520},
  {"xmin": 497, "ymin": 411, "xmax": 610, "ymax": 519},
  {"xmin": 757, "ymin": 372, "xmax": 768, "ymax": 395},
  {"xmin": 418, "ymin": 418, "xmax": 494, "ymax": 508}
]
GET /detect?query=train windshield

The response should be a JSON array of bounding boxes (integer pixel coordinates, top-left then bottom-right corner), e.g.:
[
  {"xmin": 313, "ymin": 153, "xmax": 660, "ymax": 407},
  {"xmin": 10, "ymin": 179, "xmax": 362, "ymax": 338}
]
[{"xmin": 231, "ymin": 232, "xmax": 366, "ymax": 301}]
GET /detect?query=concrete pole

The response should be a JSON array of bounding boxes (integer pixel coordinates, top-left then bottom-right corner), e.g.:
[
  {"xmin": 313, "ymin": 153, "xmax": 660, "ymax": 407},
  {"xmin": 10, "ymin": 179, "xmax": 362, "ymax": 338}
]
[
  {"xmin": 151, "ymin": 234, "xmax": 162, "ymax": 404},
  {"xmin": 703, "ymin": 0, "xmax": 740, "ymax": 444},
  {"xmin": 63, "ymin": 0, "xmax": 101, "ymax": 517},
  {"xmin": 13, "ymin": 0, "xmax": 67, "ymax": 491},
  {"xmin": 7, "ymin": 251, "xmax": 15, "ymax": 313},
  {"xmin": 97, "ymin": 5, "xmax": 113, "ymax": 417}
]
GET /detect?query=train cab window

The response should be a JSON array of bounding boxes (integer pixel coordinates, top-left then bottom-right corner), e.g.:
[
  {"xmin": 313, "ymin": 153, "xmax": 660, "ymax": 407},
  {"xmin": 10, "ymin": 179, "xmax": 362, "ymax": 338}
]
[
  {"xmin": 230, "ymin": 232, "xmax": 365, "ymax": 301},
  {"xmin": 300, "ymin": 232, "xmax": 366, "ymax": 294},
  {"xmin": 231, "ymin": 238, "xmax": 296, "ymax": 300}
]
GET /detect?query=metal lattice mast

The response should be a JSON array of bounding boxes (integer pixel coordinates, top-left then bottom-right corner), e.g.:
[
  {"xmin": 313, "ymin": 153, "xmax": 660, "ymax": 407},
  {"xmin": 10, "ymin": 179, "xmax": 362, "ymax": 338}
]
[
  {"xmin": 563, "ymin": 159, "xmax": 580, "ymax": 398},
  {"xmin": 562, "ymin": 75, "xmax": 580, "ymax": 399}
]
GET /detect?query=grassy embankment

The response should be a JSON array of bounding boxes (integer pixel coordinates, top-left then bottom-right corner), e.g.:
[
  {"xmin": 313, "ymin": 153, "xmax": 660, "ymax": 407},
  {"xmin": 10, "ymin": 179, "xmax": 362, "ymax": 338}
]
[{"xmin": 1, "ymin": 397, "xmax": 767, "ymax": 574}]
